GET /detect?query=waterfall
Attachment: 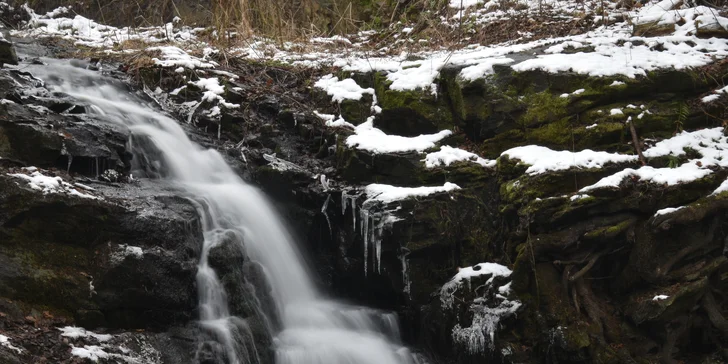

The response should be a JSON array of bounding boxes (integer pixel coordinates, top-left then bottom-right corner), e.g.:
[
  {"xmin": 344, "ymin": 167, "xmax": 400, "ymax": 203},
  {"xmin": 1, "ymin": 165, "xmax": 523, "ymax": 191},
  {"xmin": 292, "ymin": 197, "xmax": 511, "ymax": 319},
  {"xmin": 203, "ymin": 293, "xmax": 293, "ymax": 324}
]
[{"xmin": 27, "ymin": 59, "xmax": 423, "ymax": 364}]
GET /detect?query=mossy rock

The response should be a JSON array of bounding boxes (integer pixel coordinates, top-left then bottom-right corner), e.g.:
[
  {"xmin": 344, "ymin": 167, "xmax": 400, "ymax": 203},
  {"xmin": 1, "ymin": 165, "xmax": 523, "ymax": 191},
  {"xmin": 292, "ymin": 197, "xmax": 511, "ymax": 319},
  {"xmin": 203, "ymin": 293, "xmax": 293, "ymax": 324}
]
[
  {"xmin": 335, "ymin": 143, "xmax": 431, "ymax": 185},
  {"xmin": 517, "ymin": 90, "xmax": 570, "ymax": 128},
  {"xmin": 385, "ymin": 188, "xmax": 500, "ymax": 304},
  {"xmin": 625, "ymin": 278, "xmax": 708, "ymax": 325},
  {"xmin": 373, "ymin": 72, "xmax": 456, "ymax": 137},
  {"xmin": 340, "ymin": 95, "xmax": 373, "ymax": 125},
  {"xmin": 498, "ymin": 165, "xmax": 633, "ymax": 209}
]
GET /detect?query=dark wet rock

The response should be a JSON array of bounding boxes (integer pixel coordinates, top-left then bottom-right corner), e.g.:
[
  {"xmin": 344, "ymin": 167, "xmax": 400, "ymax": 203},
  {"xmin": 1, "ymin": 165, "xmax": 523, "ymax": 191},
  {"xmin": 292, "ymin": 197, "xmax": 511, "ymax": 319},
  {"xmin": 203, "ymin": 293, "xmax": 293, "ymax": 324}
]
[
  {"xmin": 0, "ymin": 175, "xmax": 202, "ymax": 330},
  {"xmin": 207, "ymin": 238, "xmax": 276, "ymax": 364},
  {"xmin": 0, "ymin": 76, "xmax": 131, "ymax": 176},
  {"xmin": 0, "ymin": 38, "xmax": 18, "ymax": 67}
]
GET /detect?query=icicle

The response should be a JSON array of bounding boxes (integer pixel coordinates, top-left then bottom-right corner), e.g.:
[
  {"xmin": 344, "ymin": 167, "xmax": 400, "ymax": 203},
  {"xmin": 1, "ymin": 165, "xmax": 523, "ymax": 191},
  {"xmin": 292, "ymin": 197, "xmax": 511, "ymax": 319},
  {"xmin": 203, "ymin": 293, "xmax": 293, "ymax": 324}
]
[
  {"xmin": 376, "ymin": 235, "xmax": 382, "ymax": 274},
  {"xmin": 361, "ymin": 207, "xmax": 370, "ymax": 276},
  {"xmin": 66, "ymin": 154, "xmax": 73, "ymax": 174},
  {"xmin": 350, "ymin": 194, "xmax": 357, "ymax": 228},
  {"xmin": 217, "ymin": 122, "xmax": 221, "ymax": 140},
  {"xmin": 321, "ymin": 194, "xmax": 332, "ymax": 238},
  {"xmin": 371, "ymin": 214, "xmax": 387, "ymax": 274},
  {"xmin": 341, "ymin": 190, "xmax": 348, "ymax": 216},
  {"xmin": 60, "ymin": 140, "xmax": 72, "ymax": 174},
  {"xmin": 400, "ymin": 248, "xmax": 411, "ymax": 297}
]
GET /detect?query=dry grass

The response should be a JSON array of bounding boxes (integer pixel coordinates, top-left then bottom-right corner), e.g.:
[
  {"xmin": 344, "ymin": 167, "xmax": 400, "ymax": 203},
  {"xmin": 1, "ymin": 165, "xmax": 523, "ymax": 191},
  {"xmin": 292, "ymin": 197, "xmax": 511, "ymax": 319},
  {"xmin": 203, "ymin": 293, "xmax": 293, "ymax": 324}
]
[{"xmin": 209, "ymin": 0, "xmax": 368, "ymax": 45}]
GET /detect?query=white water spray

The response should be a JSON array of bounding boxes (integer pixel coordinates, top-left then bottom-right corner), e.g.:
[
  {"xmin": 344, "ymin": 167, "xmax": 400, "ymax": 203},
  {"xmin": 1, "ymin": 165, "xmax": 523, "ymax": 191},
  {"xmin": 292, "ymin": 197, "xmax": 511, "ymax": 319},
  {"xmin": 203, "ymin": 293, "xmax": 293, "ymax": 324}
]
[{"xmin": 28, "ymin": 60, "xmax": 423, "ymax": 364}]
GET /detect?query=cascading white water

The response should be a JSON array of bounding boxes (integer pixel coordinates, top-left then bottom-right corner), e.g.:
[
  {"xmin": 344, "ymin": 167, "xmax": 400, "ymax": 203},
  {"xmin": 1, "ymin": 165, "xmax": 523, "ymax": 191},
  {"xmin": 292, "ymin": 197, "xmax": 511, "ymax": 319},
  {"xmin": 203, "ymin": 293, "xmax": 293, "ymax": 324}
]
[{"xmin": 27, "ymin": 59, "xmax": 423, "ymax": 364}]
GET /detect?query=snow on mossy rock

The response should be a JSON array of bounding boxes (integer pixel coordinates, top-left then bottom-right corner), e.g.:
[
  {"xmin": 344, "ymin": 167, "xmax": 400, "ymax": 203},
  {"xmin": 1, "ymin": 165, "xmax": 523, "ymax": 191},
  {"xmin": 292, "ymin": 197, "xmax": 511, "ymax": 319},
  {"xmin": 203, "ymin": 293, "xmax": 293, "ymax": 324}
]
[
  {"xmin": 374, "ymin": 72, "xmax": 456, "ymax": 137},
  {"xmin": 632, "ymin": 0, "xmax": 728, "ymax": 38},
  {"xmin": 344, "ymin": 60, "xmax": 726, "ymax": 162}
]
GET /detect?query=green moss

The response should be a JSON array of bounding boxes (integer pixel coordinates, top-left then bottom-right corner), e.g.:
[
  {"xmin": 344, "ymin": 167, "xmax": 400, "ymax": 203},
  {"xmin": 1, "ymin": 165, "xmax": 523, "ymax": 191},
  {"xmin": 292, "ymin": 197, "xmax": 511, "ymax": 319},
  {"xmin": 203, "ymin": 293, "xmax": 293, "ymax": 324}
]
[
  {"xmin": 526, "ymin": 117, "xmax": 573, "ymax": 147},
  {"xmin": 441, "ymin": 68, "xmax": 466, "ymax": 120},
  {"xmin": 482, "ymin": 129, "xmax": 526, "ymax": 159},
  {"xmin": 373, "ymin": 72, "xmax": 456, "ymax": 131},
  {"xmin": 519, "ymin": 91, "xmax": 570, "ymax": 128},
  {"xmin": 563, "ymin": 327, "xmax": 591, "ymax": 350},
  {"xmin": 0, "ymin": 239, "xmax": 94, "ymax": 314},
  {"xmin": 339, "ymin": 98, "xmax": 371, "ymax": 124},
  {"xmin": 583, "ymin": 218, "xmax": 635, "ymax": 241}
]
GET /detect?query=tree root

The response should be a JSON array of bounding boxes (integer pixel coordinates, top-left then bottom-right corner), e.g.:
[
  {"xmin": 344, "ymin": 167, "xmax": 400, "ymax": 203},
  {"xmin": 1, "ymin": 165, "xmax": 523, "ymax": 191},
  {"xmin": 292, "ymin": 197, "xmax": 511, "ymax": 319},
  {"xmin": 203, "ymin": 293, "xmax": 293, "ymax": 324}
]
[
  {"xmin": 667, "ymin": 255, "xmax": 726, "ymax": 282},
  {"xmin": 562, "ymin": 265, "xmax": 581, "ymax": 315},
  {"xmin": 651, "ymin": 198, "xmax": 728, "ymax": 230},
  {"xmin": 574, "ymin": 278, "xmax": 605, "ymax": 338},
  {"xmin": 569, "ymin": 251, "xmax": 606, "ymax": 282},
  {"xmin": 702, "ymin": 291, "xmax": 728, "ymax": 339},
  {"xmin": 661, "ymin": 316, "xmax": 690, "ymax": 364},
  {"xmin": 654, "ymin": 220, "xmax": 717, "ymax": 280}
]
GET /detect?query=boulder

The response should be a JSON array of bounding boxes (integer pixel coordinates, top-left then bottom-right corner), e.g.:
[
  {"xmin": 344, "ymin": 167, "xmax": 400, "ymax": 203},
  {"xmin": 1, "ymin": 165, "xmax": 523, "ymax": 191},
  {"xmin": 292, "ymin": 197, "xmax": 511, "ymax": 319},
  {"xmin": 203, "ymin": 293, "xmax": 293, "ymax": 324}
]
[{"xmin": 0, "ymin": 175, "xmax": 203, "ymax": 329}]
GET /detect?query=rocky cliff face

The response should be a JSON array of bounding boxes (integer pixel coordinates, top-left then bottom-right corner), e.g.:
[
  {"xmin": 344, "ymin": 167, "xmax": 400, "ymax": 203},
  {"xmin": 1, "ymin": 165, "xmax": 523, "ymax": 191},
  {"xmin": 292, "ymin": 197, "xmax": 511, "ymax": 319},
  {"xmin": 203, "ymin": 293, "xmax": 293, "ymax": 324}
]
[
  {"xmin": 210, "ymin": 54, "xmax": 728, "ymax": 364},
  {"xmin": 2, "ymin": 6, "xmax": 728, "ymax": 363},
  {"xmin": 134, "ymin": 54, "xmax": 728, "ymax": 363}
]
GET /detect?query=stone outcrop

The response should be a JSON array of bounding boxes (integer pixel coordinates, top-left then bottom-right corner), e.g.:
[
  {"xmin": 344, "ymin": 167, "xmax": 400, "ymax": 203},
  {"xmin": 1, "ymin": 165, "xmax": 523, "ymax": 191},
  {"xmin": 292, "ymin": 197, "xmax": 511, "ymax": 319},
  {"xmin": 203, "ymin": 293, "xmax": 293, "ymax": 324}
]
[
  {"xmin": 2, "ymin": 23, "xmax": 728, "ymax": 364},
  {"xmin": 173, "ymin": 53, "xmax": 728, "ymax": 363}
]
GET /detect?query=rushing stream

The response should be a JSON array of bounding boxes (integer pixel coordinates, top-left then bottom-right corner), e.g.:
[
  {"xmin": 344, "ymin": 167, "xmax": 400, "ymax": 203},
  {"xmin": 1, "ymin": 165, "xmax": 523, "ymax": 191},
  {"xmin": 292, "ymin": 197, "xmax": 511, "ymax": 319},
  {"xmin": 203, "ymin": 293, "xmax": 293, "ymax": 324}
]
[{"xmin": 25, "ymin": 59, "xmax": 423, "ymax": 364}]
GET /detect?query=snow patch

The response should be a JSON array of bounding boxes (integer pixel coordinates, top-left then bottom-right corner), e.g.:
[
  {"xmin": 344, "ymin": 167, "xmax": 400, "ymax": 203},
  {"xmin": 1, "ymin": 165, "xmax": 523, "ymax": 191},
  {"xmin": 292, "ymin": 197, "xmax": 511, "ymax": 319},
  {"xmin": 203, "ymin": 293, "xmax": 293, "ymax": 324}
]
[
  {"xmin": 440, "ymin": 263, "xmax": 512, "ymax": 309},
  {"xmin": 654, "ymin": 206, "xmax": 685, "ymax": 216},
  {"xmin": 458, "ymin": 57, "xmax": 514, "ymax": 82},
  {"xmin": 502, "ymin": 145, "xmax": 637, "ymax": 175},
  {"xmin": 570, "ymin": 194, "xmax": 590, "ymax": 201},
  {"xmin": 423, "ymin": 146, "xmax": 495, "ymax": 168},
  {"xmin": 364, "ymin": 182, "xmax": 461, "ymax": 204},
  {"xmin": 71, "ymin": 345, "xmax": 109, "ymax": 362},
  {"xmin": 702, "ymin": 85, "xmax": 728, "ymax": 103},
  {"xmin": 314, "ymin": 74, "xmax": 376, "ymax": 103},
  {"xmin": 0, "ymin": 334, "xmax": 23, "ymax": 354},
  {"xmin": 151, "ymin": 46, "xmax": 217, "ymax": 70},
  {"xmin": 60, "ymin": 327, "xmax": 112, "ymax": 342},
  {"xmin": 8, "ymin": 168, "xmax": 99, "ymax": 199},
  {"xmin": 346, "ymin": 118, "xmax": 452, "ymax": 154},
  {"xmin": 712, "ymin": 178, "xmax": 728, "ymax": 195},
  {"xmin": 582, "ymin": 127, "xmax": 728, "ymax": 191}
]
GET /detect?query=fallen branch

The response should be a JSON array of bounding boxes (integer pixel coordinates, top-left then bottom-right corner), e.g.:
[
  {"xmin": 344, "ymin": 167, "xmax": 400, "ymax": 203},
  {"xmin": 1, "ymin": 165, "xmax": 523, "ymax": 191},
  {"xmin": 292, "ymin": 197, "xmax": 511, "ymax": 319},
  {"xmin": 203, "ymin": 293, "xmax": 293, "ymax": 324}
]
[{"xmin": 628, "ymin": 120, "xmax": 646, "ymax": 166}]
